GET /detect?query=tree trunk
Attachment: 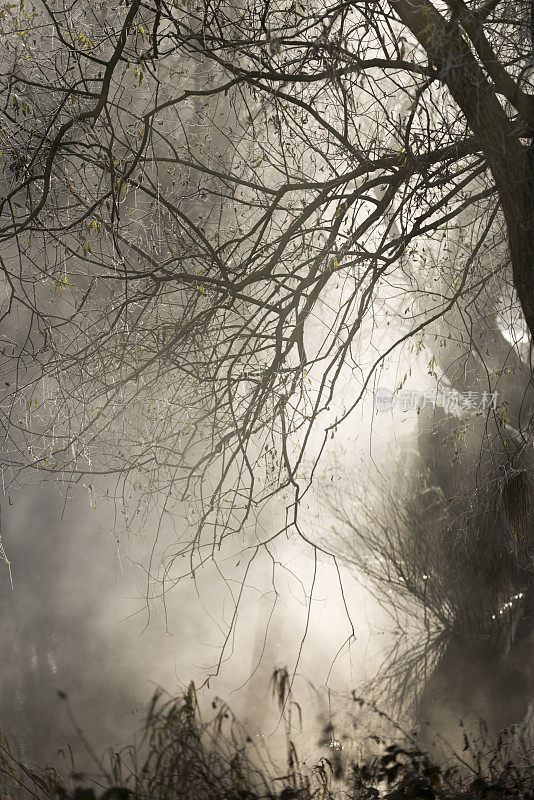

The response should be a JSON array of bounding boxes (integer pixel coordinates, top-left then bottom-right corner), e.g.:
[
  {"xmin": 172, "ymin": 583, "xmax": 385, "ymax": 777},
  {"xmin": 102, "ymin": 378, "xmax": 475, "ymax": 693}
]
[{"xmin": 390, "ymin": 0, "xmax": 534, "ymax": 342}]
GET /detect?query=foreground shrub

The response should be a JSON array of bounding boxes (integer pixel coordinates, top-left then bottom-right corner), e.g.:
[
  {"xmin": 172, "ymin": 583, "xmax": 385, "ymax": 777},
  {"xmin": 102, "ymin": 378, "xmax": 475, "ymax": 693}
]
[{"xmin": 2, "ymin": 682, "xmax": 534, "ymax": 799}]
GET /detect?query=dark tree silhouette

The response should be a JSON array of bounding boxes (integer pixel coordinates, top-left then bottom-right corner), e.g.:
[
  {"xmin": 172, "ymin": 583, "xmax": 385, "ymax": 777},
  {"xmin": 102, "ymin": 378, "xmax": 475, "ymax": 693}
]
[
  {"xmin": 1, "ymin": 0, "xmax": 534, "ymax": 695},
  {"xmin": 328, "ymin": 263, "xmax": 534, "ymax": 742}
]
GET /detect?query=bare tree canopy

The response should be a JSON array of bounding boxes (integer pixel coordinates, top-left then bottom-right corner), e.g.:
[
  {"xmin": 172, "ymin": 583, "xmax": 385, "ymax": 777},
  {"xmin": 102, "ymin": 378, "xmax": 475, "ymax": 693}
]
[{"xmin": 1, "ymin": 0, "xmax": 534, "ymax": 630}]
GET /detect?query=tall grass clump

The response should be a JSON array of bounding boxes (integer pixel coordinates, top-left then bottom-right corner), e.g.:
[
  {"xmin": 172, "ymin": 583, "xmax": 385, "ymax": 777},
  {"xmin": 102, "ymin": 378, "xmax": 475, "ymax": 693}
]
[{"xmin": 2, "ymin": 676, "xmax": 534, "ymax": 799}]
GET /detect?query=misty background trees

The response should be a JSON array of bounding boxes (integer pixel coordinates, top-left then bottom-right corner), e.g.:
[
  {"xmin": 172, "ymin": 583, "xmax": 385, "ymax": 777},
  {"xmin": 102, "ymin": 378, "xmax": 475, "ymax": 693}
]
[{"xmin": 1, "ymin": 0, "xmax": 534, "ymax": 752}]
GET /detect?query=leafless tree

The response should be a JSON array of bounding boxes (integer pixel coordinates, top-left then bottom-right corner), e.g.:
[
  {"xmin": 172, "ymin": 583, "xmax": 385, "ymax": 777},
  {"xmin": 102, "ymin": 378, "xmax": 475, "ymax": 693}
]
[
  {"xmin": 325, "ymin": 218, "xmax": 534, "ymax": 738},
  {"xmin": 1, "ymin": 0, "xmax": 534, "ymax": 685}
]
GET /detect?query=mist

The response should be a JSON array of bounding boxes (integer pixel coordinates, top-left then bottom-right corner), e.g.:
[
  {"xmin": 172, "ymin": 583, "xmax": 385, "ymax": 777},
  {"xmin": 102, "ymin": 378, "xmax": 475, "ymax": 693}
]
[
  {"xmin": 0, "ymin": 281, "xmax": 471, "ymax": 771},
  {"xmin": 0, "ymin": 457, "xmax": 395, "ymax": 770},
  {"xmin": 2, "ymin": 0, "xmax": 534, "ymax": 793}
]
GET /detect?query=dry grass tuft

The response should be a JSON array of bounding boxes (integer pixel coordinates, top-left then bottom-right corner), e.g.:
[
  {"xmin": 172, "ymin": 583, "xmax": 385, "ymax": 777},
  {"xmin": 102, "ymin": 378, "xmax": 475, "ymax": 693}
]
[{"xmin": 2, "ymin": 681, "xmax": 534, "ymax": 799}]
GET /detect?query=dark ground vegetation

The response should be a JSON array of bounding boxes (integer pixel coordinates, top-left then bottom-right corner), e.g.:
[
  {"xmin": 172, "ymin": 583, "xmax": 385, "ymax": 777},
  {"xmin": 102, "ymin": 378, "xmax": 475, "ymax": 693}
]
[{"xmin": 3, "ymin": 676, "xmax": 534, "ymax": 800}]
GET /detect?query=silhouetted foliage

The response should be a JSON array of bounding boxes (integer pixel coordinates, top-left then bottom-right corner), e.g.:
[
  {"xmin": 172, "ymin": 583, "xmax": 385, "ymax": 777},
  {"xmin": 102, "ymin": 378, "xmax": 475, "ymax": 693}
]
[{"xmin": 3, "ymin": 683, "xmax": 534, "ymax": 800}]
